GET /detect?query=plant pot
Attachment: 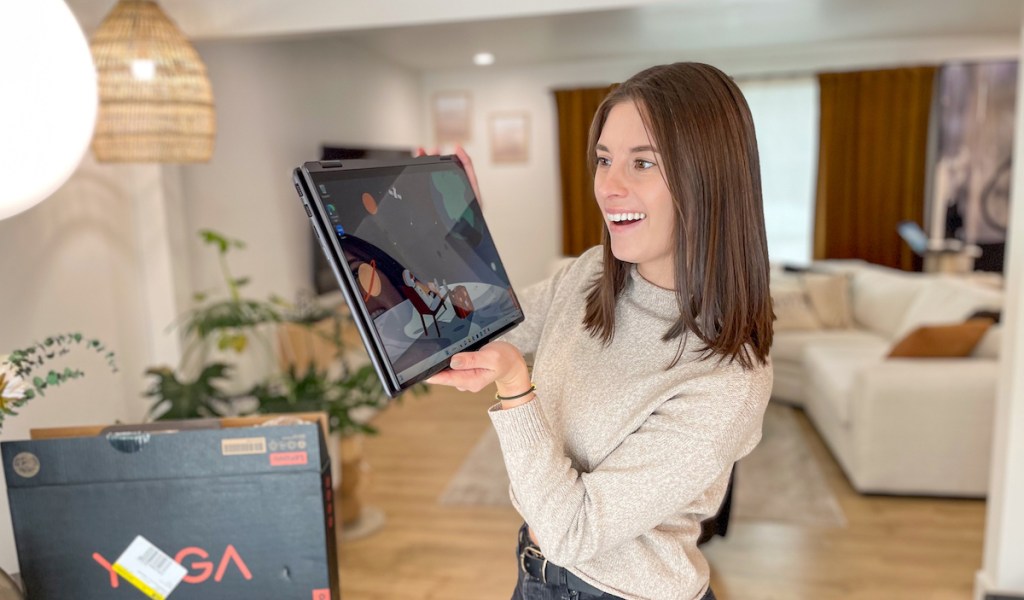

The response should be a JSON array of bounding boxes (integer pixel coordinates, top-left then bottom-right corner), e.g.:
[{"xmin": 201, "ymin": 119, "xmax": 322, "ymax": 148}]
[{"xmin": 338, "ymin": 434, "xmax": 369, "ymax": 527}]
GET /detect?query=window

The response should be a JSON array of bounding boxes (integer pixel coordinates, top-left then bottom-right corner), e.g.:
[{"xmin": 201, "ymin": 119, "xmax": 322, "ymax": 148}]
[{"xmin": 739, "ymin": 77, "xmax": 818, "ymax": 266}]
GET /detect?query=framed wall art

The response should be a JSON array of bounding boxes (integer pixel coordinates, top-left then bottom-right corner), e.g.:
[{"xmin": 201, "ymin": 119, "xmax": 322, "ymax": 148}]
[
  {"xmin": 432, "ymin": 91, "xmax": 472, "ymax": 144},
  {"xmin": 489, "ymin": 111, "xmax": 529, "ymax": 164}
]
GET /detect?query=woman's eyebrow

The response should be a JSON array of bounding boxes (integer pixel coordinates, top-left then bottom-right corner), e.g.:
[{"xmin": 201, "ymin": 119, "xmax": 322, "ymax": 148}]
[{"xmin": 594, "ymin": 143, "xmax": 659, "ymax": 153}]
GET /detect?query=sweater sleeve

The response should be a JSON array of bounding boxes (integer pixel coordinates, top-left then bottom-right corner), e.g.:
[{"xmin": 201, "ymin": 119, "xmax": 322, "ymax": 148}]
[
  {"xmin": 498, "ymin": 254, "xmax": 584, "ymax": 357},
  {"xmin": 488, "ymin": 361, "xmax": 772, "ymax": 567}
]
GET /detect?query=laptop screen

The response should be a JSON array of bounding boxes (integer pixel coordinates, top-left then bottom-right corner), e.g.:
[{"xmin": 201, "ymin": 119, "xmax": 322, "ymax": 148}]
[{"xmin": 307, "ymin": 161, "xmax": 522, "ymax": 387}]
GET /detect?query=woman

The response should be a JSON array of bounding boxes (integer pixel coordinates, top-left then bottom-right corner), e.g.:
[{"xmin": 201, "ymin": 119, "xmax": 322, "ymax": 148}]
[{"xmin": 428, "ymin": 62, "xmax": 774, "ymax": 600}]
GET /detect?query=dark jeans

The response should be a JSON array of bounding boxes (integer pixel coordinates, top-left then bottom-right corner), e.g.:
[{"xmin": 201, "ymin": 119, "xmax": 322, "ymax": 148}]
[{"xmin": 512, "ymin": 524, "xmax": 717, "ymax": 600}]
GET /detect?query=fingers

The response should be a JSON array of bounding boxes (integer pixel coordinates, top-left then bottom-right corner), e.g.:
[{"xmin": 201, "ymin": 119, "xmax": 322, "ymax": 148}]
[
  {"xmin": 426, "ymin": 344, "xmax": 526, "ymax": 394},
  {"xmin": 426, "ymin": 367, "xmax": 497, "ymax": 393},
  {"xmin": 418, "ymin": 145, "xmax": 481, "ymax": 206},
  {"xmin": 454, "ymin": 145, "xmax": 483, "ymax": 206}
]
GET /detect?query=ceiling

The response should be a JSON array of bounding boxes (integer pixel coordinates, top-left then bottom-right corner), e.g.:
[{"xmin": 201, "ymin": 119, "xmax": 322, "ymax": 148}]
[{"xmin": 66, "ymin": 0, "xmax": 1022, "ymax": 71}]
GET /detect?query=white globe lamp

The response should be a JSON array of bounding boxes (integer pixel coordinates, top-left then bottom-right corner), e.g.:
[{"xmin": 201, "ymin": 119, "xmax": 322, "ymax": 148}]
[{"xmin": 0, "ymin": 1, "xmax": 98, "ymax": 221}]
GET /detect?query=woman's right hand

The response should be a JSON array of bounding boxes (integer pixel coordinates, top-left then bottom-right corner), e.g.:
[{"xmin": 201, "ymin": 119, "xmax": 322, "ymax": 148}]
[{"xmin": 416, "ymin": 145, "xmax": 483, "ymax": 206}]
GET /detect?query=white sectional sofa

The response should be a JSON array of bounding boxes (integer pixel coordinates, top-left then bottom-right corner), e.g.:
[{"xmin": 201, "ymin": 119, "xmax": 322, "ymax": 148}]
[{"xmin": 770, "ymin": 260, "xmax": 1004, "ymax": 497}]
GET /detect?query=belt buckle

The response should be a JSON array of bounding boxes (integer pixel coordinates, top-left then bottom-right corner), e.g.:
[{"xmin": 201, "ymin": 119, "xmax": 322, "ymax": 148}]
[{"xmin": 519, "ymin": 545, "xmax": 549, "ymax": 584}]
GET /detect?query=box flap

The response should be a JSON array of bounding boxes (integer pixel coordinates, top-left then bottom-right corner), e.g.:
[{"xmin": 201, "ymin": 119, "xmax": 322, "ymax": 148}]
[
  {"xmin": 2, "ymin": 422, "xmax": 329, "ymax": 488},
  {"xmin": 29, "ymin": 412, "xmax": 330, "ymax": 441}
]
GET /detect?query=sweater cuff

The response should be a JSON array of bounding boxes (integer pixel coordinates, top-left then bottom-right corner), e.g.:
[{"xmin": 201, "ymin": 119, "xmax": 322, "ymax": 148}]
[{"xmin": 487, "ymin": 397, "xmax": 549, "ymax": 453}]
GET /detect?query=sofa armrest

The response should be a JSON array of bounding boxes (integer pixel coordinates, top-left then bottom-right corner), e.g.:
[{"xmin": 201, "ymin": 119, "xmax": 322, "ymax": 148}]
[{"xmin": 847, "ymin": 358, "xmax": 997, "ymax": 496}]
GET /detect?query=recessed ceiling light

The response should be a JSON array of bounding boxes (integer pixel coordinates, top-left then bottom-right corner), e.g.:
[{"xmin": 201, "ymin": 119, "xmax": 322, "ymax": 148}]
[{"xmin": 473, "ymin": 52, "xmax": 495, "ymax": 66}]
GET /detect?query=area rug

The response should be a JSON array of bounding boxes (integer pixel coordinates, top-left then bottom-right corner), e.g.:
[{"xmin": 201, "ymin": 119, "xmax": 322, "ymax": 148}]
[{"xmin": 438, "ymin": 404, "xmax": 846, "ymax": 528}]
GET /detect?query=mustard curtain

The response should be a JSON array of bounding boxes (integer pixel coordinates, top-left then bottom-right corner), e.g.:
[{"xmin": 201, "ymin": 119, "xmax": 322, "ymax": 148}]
[
  {"xmin": 554, "ymin": 86, "xmax": 615, "ymax": 256},
  {"xmin": 815, "ymin": 67, "xmax": 937, "ymax": 271}
]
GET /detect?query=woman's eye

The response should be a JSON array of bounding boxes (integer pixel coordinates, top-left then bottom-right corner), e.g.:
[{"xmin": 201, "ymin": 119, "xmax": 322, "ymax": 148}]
[
  {"xmin": 634, "ymin": 159, "xmax": 655, "ymax": 170},
  {"xmin": 595, "ymin": 156, "xmax": 611, "ymax": 167}
]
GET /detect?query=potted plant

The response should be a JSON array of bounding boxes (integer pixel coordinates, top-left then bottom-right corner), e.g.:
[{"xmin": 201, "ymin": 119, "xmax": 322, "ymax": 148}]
[
  {"xmin": 257, "ymin": 296, "xmax": 413, "ymax": 531},
  {"xmin": 0, "ymin": 333, "xmax": 118, "ymax": 597},
  {"xmin": 144, "ymin": 229, "xmax": 282, "ymax": 421},
  {"xmin": 1, "ymin": 333, "xmax": 118, "ymax": 431},
  {"xmin": 142, "ymin": 229, "xmax": 420, "ymax": 533}
]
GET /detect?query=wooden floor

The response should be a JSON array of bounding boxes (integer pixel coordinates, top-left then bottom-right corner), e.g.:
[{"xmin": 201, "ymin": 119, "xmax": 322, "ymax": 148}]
[{"xmin": 337, "ymin": 387, "xmax": 986, "ymax": 600}]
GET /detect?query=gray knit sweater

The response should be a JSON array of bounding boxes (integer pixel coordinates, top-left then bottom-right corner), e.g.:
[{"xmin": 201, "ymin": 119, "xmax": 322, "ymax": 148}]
[{"xmin": 490, "ymin": 246, "xmax": 772, "ymax": 600}]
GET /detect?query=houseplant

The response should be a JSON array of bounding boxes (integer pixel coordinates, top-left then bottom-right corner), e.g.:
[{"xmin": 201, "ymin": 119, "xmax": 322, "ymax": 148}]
[
  {"xmin": 256, "ymin": 297, "xmax": 406, "ymax": 529},
  {"xmin": 0, "ymin": 333, "xmax": 117, "ymax": 597},
  {"xmin": 143, "ymin": 229, "xmax": 416, "ymax": 532},
  {"xmin": 1, "ymin": 333, "xmax": 118, "ymax": 432},
  {"xmin": 144, "ymin": 229, "xmax": 282, "ymax": 421}
]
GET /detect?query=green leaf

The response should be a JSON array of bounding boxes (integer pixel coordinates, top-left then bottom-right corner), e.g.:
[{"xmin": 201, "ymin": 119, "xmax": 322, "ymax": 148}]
[
  {"xmin": 193, "ymin": 292, "xmax": 208, "ymax": 303},
  {"xmin": 233, "ymin": 277, "xmax": 250, "ymax": 288},
  {"xmin": 199, "ymin": 229, "xmax": 231, "ymax": 254},
  {"xmin": 216, "ymin": 333, "xmax": 248, "ymax": 353}
]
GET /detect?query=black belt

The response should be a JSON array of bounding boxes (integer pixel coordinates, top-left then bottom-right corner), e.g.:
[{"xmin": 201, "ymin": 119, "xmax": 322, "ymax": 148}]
[{"xmin": 518, "ymin": 527, "xmax": 608, "ymax": 597}]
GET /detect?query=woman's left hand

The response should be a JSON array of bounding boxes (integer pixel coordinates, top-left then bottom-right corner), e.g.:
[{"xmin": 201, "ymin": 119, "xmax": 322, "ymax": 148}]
[{"xmin": 426, "ymin": 341, "xmax": 532, "ymax": 403}]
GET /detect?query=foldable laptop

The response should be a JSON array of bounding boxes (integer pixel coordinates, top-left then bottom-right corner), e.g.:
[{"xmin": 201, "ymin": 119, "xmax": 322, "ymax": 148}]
[{"xmin": 293, "ymin": 155, "xmax": 523, "ymax": 397}]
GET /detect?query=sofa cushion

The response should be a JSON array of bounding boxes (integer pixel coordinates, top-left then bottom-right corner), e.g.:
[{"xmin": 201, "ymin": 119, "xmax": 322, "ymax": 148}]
[
  {"xmin": 848, "ymin": 267, "xmax": 926, "ymax": 339},
  {"xmin": 893, "ymin": 277, "xmax": 1004, "ymax": 341},
  {"xmin": 803, "ymin": 273, "xmax": 854, "ymax": 329},
  {"xmin": 803, "ymin": 340, "xmax": 890, "ymax": 426},
  {"xmin": 888, "ymin": 318, "xmax": 994, "ymax": 358},
  {"xmin": 772, "ymin": 329, "xmax": 885, "ymax": 365},
  {"xmin": 772, "ymin": 282, "xmax": 822, "ymax": 331},
  {"xmin": 973, "ymin": 324, "xmax": 1003, "ymax": 359}
]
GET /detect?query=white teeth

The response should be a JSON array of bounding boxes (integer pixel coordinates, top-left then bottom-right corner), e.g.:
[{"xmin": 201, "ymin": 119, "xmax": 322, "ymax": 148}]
[{"xmin": 607, "ymin": 212, "xmax": 646, "ymax": 223}]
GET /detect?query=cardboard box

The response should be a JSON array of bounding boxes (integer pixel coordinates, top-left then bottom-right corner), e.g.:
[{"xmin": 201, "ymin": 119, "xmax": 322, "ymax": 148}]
[{"xmin": 2, "ymin": 413, "xmax": 339, "ymax": 599}]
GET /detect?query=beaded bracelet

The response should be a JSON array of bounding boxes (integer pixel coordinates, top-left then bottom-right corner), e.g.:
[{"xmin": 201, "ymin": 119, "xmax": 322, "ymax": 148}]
[{"xmin": 495, "ymin": 384, "xmax": 536, "ymax": 401}]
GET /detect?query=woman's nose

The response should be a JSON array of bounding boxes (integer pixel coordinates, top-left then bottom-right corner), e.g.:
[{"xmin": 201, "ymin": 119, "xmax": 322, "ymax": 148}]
[{"xmin": 596, "ymin": 164, "xmax": 626, "ymax": 199}]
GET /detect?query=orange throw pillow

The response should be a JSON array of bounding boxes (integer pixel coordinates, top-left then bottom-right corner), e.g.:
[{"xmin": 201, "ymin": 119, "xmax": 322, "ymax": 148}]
[{"xmin": 888, "ymin": 318, "xmax": 995, "ymax": 358}]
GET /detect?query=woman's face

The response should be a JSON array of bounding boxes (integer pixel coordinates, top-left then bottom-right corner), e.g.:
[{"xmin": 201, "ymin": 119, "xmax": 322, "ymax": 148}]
[{"xmin": 594, "ymin": 100, "xmax": 677, "ymax": 289}]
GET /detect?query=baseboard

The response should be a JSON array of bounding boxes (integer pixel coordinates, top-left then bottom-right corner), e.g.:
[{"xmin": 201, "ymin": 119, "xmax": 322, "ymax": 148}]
[{"xmin": 977, "ymin": 570, "xmax": 1024, "ymax": 600}]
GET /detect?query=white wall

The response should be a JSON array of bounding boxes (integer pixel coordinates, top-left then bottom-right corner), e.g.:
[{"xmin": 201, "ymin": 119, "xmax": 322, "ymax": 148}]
[
  {"xmin": 421, "ymin": 35, "xmax": 1019, "ymax": 289},
  {"xmin": 0, "ymin": 32, "xmax": 422, "ymax": 574},
  {"xmin": 976, "ymin": 18, "xmax": 1024, "ymax": 597},
  {"xmin": 0, "ymin": 154, "xmax": 159, "ymax": 572},
  {"xmin": 182, "ymin": 36, "xmax": 421, "ymax": 304},
  {"xmin": 176, "ymin": 37, "xmax": 422, "ymax": 387}
]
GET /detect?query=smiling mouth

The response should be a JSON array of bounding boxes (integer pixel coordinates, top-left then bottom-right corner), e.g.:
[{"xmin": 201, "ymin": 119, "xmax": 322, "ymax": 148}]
[{"xmin": 607, "ymin": 212, "xmax": 647, "ymax": 226}]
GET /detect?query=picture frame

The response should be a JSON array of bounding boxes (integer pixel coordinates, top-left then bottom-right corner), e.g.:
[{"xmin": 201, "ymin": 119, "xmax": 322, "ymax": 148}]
[
  {"xmin": 432, "ymin": 91, "xmax": 472, "ymax": 144},
  {"xmin": 489, "ymin": 111, "xmax": 530, "ymax": 164}
]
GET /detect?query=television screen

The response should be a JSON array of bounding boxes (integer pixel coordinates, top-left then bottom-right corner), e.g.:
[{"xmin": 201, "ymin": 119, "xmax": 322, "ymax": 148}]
[{"xmin": 313, "ymin": 146, "xmax": 412, "ymax": 295}]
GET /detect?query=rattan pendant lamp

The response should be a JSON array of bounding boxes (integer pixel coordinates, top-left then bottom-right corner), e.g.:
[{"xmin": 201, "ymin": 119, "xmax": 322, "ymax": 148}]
[{"xmin": 89, "ymin": 0, "xmax": 215, "ymax": 162}]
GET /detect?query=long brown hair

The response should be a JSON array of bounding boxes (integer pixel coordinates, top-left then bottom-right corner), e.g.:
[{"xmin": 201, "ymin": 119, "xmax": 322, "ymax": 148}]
[{"xmin": 582, "ymin": 62, "xmax": 774, "ymax": 369}]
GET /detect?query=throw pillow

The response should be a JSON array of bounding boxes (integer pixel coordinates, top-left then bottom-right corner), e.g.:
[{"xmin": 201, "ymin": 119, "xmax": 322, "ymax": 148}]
[
  {"xmin": 771, "ymin": 286, "xmax": 822, "ymax": 331},
  {"xmin": 971, "ymin": 324, "xmax": 1003, "ymax": 359},
  {"xmin": 802, "ymin": 273, "xmax": 855, "ymax": 329},
  {"xmin": 887, "ymin": 317, "xmax": 995, "ymax": 358},
  {"xmin": 891, "ymin": 277, "xmax": 1003, "ymax": 341}
]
